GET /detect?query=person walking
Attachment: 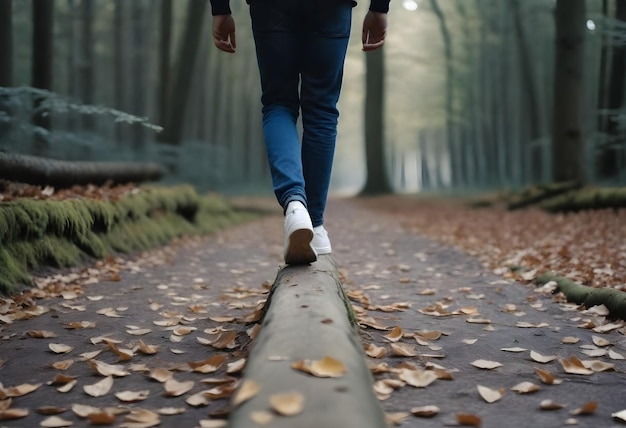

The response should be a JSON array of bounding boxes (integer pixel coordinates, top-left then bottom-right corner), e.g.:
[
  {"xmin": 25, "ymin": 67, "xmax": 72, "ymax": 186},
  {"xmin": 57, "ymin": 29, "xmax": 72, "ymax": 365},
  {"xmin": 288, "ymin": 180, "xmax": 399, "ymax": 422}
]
[{"xmin": 210, "ymin": 0, "xmax": 389, "ymax": 265}]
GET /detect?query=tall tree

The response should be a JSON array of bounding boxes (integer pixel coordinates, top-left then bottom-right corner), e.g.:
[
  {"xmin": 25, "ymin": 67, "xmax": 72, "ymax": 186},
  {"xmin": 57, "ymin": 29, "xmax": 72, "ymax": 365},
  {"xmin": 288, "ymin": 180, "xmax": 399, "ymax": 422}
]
[
  {"xmin": 79, "ymin": 0, "xmax": 95, "ymax": 130},
  {"xmin": 113, "ymin": 0, "xmax": 127, "ymax": 142},
  {"xmin": 32, "ymin": 0, "xmax": 54, "ymax": 132},
  {"xmin": 552, "ymin": 0, "xmax": 586, "ymax": 183},
  {"xmin": 157, "ymin": 0, "xmax": 173, "ymax": 129},
  {"xmin": 0, "ymin": 0, "xmax": 13, "ymax": 87},
  {"xmin": 131, "ymin": 0, "xmax": 147, "ymax": 148},
  {"xmin": 161, "ymin": 0, "xmax": 208, "ymax": 146},
  {"xmin": 598, "ymin": 0, "xmax": 626, "ymax": 179},
  {"xmin": 361, "ymin": 48, "xmax": 392, "ymax": 195}
]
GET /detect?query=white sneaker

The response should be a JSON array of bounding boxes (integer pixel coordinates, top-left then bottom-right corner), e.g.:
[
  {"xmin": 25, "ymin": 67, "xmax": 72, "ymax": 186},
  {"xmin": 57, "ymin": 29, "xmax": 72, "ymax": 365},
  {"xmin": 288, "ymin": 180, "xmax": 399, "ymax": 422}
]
[
  {"xmin": 283, "ymin": 201, "xmax": 317, "ymax": 265},
  {"xmin": 312, "ymin": 225, "xmax": 332, "ymax": 255}
]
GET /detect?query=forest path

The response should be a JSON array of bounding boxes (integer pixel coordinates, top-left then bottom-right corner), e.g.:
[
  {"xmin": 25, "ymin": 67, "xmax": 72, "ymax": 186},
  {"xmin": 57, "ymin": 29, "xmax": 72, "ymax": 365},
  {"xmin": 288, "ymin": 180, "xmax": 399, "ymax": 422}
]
[{"xmin": 1, "ymin": 196, "xmax": 625, "ymax": 427}]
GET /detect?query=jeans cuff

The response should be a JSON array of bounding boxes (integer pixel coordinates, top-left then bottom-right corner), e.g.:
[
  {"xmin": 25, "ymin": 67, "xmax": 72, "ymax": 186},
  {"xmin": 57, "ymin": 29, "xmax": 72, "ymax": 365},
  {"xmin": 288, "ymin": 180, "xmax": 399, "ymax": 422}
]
[{"xmin": 281, "ymin": 194, "xmax": 308, "ymax": 215}]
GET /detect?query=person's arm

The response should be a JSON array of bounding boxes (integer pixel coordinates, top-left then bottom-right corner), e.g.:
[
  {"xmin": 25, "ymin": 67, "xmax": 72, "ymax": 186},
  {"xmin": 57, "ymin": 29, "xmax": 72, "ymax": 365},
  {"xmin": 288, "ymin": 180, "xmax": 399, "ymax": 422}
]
[
  {"xmin": 210, "ymin": 0, "xmax": 236, "ymax": 53},
  {"xmin": 362, "ymin": 0, "xmax": 389, "ymax": 51}
]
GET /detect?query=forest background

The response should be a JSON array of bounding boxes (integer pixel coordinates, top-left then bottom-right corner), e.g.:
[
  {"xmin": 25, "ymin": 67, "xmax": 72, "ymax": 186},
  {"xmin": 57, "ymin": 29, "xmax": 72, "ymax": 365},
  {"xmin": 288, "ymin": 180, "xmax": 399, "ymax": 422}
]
[{"xmin": 0, "ymin": 0, "xmax": 624, "ymax": 197}]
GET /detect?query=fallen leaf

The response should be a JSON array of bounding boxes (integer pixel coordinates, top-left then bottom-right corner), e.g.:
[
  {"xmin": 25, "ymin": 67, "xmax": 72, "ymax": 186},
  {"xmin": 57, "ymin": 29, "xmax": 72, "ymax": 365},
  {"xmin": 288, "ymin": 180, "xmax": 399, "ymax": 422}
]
[
  {"xmin": 561, "ymin": 336, "xmax": 580, "ymax": 344},
  {"xmin": 27, "ymin": 330, "xmax": 57, "ymax": 338},
  {"xmin": 89, "ymin": 360, "xmax": 129, "ymax": 377},
  {"xmin": 83, "ymin": 376, "xmax": 114, "ymax": 397},
  {"xmin": 501, "ymin": 347, "xmax": 527, "ymax": 353},
  {"xmin": 559, "ymin": 356, "xmax": 594, "ymax": 375},
  {"xmin": 136, "ymin": 340, "xmax": 159, "ymax": 355},
  {"xmin": 390, "ymin": 343, "xmax": 418, "ymax": 357},
  {"xmin": 592, "ymin": 322, "xmax": 623, "ymax": 333},
  {"xmin": 40, "ymin": 415, "xmax": 73, "ymax": 427},
  {"xmin": 227, "ymin": 358, "xmax": 246, "ymax": 374},
  {"xmin": 564, "ymin": 418, "xmax": 579, "ymax": 425},
  {"xmin": 150, "ymin": 368, "xmax": 173, "ymax": 383},
  {"xmin": 52, "ymin": 359, "xmax": 74, "ymax": 370},
  {"xmin": 115, "ymin": 390, "xmax": 149, "ymax": 402},
  {"xmin": 609, "ymin": 349, "xmax": 625, "ymax": 360},
  {"xmin": 399, "ymin": 368, "xmax": 437, "ymax": 388},
  {"xmin": 126, "ymin": 328, "xmax": 151, "ymax": 336},
  {"xmin": 0, "ymin": 408, "xmax": 29, "ymax": 420},
  {"xmin": 535, "ymin": 368, "xmax": 563, "ymax": 385},
  {"xmin": 471, "ymin": 359, "xmax": 502, "ymax": 370},
  {"xmin": 185, "ymin": 391, "xmax": 210, "ymax": 407},
  {"xmin": 582, "ymin": 360, "xmax": 615, "ymax": 372},
  {"xmin": 365, "ymin": 343, "xmax": 387, "ymax": 358},
  {"xmin": 49, "ymin": 344, "xmax": 73, "ymax": 354},
  {"xmin": 466, "ymin": 318, "xmax": 491, "ymax": 324},
  {"xmin": 592, "ymin": 335, "xmax": 610, "ymax": 347},
  {"xmin": 57, "ymin": 380, "xmax": 77, "ymax": 393},
  {"xmin": 477, "ymin": 385, "xmax": 504, "ymax": 403},
  {"xmin": 291, "ymin": 356, "xmax": 347, "ymax": 378},
  {"xmin": 163, "ymin": 379, "xmax": 194, "ymax": 397},
  {"xmin": 269, "ymin": 392, "xmax": 304, "ymax": 416},
  {"xmin": 198, "ymin": 420, "xmax": 227, "ymax": 428},
  {"xmin": 123, "ymin": 408, "xmax": 160, "ymax": 426},
  {"xmin": 2, "ymin": 383, "xmax": 42, "ymax": 397},
  {"xmin": 384, "ymin": 326, "xmax": 404, "ymax": 342},
  {"xmin": 71, "ymin": 404, "xmax": 102, "ymax": 418},
  {"xmin": 411, "ymin": 405, "xmax": 440, "ymax": 418},
  {"xmin": 87, "ymin": 412, "xmax": 116, "ymax": 425},
  {"xmin": 530, "ymin": 351, "xmax": 557, "ymax": 364},
  {"xmin": 456, "ymin": 413, "xmax": 482, "ymax": 427},
  {"xmin": 540, "ymin": 400, "xmax": 566, "ymax": 410},
  {"xmin": 156, "ymin": 407, "xmax": 186, "ymax": 415},
  {"xmin": 511, "ymin": 382, "xmax": 540, "ymax": 394},
  {"xmin": 612, "ymin": 409, "xmax": 626, "ymax": 422},
  {"xmin": 570, "ymin": 401, "xmax": 597, "ymax": 415},
  {"xmin": 232, "ymin": 379, "xmax": 260, "ymax": 407},
  {"xmin": 463, "ymin": 339, "xmax": 478, "ymax": 345},
  {"xmin": 36, "ymin": 407, "xmax": 67, "ymax": 415},
  {"xmin": 386, "ymin": 412, "xmax": 409, "ymax": 426}
]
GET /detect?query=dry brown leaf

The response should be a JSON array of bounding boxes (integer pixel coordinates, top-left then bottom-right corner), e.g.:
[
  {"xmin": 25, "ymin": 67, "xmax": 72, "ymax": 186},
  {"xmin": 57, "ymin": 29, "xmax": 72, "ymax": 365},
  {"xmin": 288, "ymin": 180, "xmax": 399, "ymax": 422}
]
[
  {"xmin": 123, "ymin": 408, "xmax": 160, "ymax": 426},
  {"xmin": 136, "ymin": 340, "xmax": 159, "ymax": 355},
  {"xmin": 530, "ymin": 351, "xmax": 557, "ymax": 364},
  {"xmin": 511, "ymin": 382, "xmax": 540, "ymax": 394},
  {"xmin": 399, "ymin": 368, "xmax": 437, "ymax": 388},
  {"xmin": 471, "ymin": 359, "xmax": 502, "ymax": 370},
  {"xmin": 40, "ymin": 416, "xmax": 73, "ymax": 427},
  {"xmin": 173, "ymin": 326, "xmax": 197, "ymax": 336},
  {"xmin": 535, "ymin": 368, "xmax": 563, "ymax": 385},
  {"xmin": 27, "ymin": 330, "xmax": 57, "ymax": 338},
  {"xmin": 593, "ymin": 322, "xmax": 624, "ymax": 333},
  {"xmin": 516, "ymin": 321, "xmax": 549, "ymax": 328},
  {"xmin": 2, "ymin": 382, "xmax": 42, "ymax": 397},
  {"xmin": 71, "ymin": 403, "xmax": 101, "ymax": 418},
  {"xmin": 559, "ymin": 356, "xmax": 594, "ymax": 375},
  {"xmin": 411, "ymin": 405, "xmax": 440, "ymax": 418},
  {"xmin": 63, "ymin": 321, "xmax": 96, "ymax": 329},
  {"xmin": 0, "ymin": 399, "xmax": 11, "ymax": 411},
  {"xmin": 57, "ymin": 380, "xmax": 77, "ymax": 393},
  {"xmin": 189, "ymin": 355, "xmax": 228, "ymax": 374},
  {"xmin": 115, "ymin": 390, "xmax": 149, "ymax": 402},
  {"xmin": 365, "ymin": 343, "xmax": 387, "ymax": 358},
  {"xmin": 150, "ymin": 368, "xmax": 173, "ymax": 383},
  {"xmin": 204, "ymin": 383, "xmax": 237, "ymax": 399},
  {"xmin": 198, "ymin": 420, "xmax": 227, "ymax": 428},
  {"xmin": 186, "ymin": 391, "xmax": 211, "ymax": 407},
  {"xmin": 212, "ymin": 331, "xmax": 238, "ymax": 349},
  {"xmin": 477, "ymin": 385, "xmax": 504, "ymax": 403},
  {"xmin": 384, "ymin": 326, "xmax": 403, "ymax": 342},
  {"xmin": 232, "ymin": 379, "xmax": 260, "ymax": 407},
  {"xmin": 89, "ymin": 360, "xmax": 129, "ymax": 377},
  {"xmin": 562, "ymin": 336, "xmax": 580, "ymax": 344},
  {"xmin": 49, "ymin": 344, "xmax": 73, "ymax": 354},
  {"xmin": 291, "ymin": 356, "xmax": 347, "ymax": 378},
  {"xmin": 36, "ymin": 406, "xmax": 66, "ymax": 415},
  {"xmin": 83, "ymin": 376, "xmax": 114, "ymax": 397},
  {"xmin": 269, "ymin": 392, "xmax": 304, "ymax": 416},
  {"xmin": 456, "ymin": 413, "xmax": 482, "ymax": 427},
  {"xmin": 48, "ymin": 374, "xmax": 77, "ymax": 386},
  {"xmin": 463, "ymin": 339, "xmax": 478, "ymax": 345},
  {"xmin": 540, "ymin": 400, "xmax": 566, "ymax": 410},
  {"xmin": 564, "ymin": 418, "xmax": 579, "ymax": 425},
  {"xmin": 390, "ymin": 343, "xmax": 418, "ymax": 357},
  {"xmin": 501, "ymin": 347, "xmax": 527, "ymax": 353},
  {"xmin": 570, "ymin": 401, "xmax": 597, "ymax": 415},
  {"xmin": 126, "ymin": 328, "xmax": 151, "ymax": 336},
  {"xmin": 609, "ymin": 349, "xmax": 625, "ymax": 360},
  {"xmin": 582, "ymin": 360, "xmax": 615, "ymax": 372},
  {"xmin": 466, "ymin": 318, "xmax": 491, "ymax": 324},
  {"xmin": 163, "ymin": 379, "xmax": 194, "ymax": 397},
  {"xmin": 87, "ymin": 412, "xmax": 116, "ymax": 425},
  {"xmin": 250, "ymin": 410, "xmax": 274, "ymax": 425},
  {"xmin": 79, "ymin": 350, "xmax": 102, "ymax": 361},
  {"xmin": 0, "ymin": 408, "xmax": 29, "ymax": 420},
  {"xmin": 591, "ymin": 335, "xmax": 610, "ymax": 347},
  {"xmin": 209, "ymin": 316, "xmax": 236, "ymax": 323},
  {"xmin": 156, "ymin": 407, "xmax": 186, "ymax": 415},
  {"xmin": 247, "ymin": 324, "xmax": 261, "ymax": 340},
  {"xmin": 52, "ymin": 359, "xmax": 74, "ymax": 370}
]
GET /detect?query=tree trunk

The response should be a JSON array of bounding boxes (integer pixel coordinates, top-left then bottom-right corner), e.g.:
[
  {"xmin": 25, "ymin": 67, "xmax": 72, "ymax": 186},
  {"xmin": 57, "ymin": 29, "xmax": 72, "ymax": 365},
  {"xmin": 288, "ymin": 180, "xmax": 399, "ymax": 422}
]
[
  {"xmin": 162, "ymin": 0, "xmax": 208, "ymax": 146},
  {"xmin": 131, "ymin": 0, "xmax": 147, "ymax": 149},
  {"xmin": 32, "ymin": 0, "xmax": 54, "ymax": 133},
  {"xmin": 0, "ymin": 152, "xmax": 164, "ymax": 188},
  {"xmin": 80, "ymin": 0, "xmax": 95, "ymax": 130},
  {"xmin": 360, "ymin": 48, "xmax": 392, "ymax": 195},
  {"xmin": 552, "ymin": 0, "xmax": 586, "ymax": 183},
  {"xmin": 113, "ymin": 0, "xmax": 127, "ymax": 143},
  {"xmin": 598, "ymin": 0, "xmax": 626, "ymax": 180},
  {"xmin": 65, "ymin": 0, "xmax": 78, "ymax": 131},
  {"xmin": 157, "ymin": 0, "xmax": 173, "ymax": 130},
  {"xmin": 0, "ymin": 0, "xmax": 13, "ymax": 87},
  {"xmin": 429, "ymin": 0, "xmax": 456, "ymax": 188}
]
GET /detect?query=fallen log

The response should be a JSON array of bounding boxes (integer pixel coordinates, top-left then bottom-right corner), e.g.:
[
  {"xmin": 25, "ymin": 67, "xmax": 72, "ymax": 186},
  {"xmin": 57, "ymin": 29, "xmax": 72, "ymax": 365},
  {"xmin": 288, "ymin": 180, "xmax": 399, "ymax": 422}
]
[{"xmin": 0, "ymin": 152, "xmax": 164, "ymax": 188}]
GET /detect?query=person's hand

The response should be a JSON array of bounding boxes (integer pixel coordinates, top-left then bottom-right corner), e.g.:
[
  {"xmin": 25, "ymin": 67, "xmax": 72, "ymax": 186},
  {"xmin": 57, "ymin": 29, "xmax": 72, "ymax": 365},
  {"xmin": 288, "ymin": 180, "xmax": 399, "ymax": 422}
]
[
  {"xmin": 362, "ymin": 11, "xmax": 387, "ymax": 51},
  {"xmin": 213, "ymin": 15, "xmax": 236, "ymax": 53}
]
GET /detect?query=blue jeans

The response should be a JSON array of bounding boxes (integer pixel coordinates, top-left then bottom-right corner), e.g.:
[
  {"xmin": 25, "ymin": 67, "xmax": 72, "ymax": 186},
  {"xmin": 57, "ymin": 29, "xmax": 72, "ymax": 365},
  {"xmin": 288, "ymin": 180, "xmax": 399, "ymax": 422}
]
[{"xmin": 250, "ymin": 0, "xmax": 352, "ymax": 227}]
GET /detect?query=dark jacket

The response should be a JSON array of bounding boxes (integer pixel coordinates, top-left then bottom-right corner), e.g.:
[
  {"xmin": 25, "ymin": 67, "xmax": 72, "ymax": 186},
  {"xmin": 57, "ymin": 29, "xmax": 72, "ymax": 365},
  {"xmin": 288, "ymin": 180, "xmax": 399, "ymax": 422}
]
[{"xmin": 209, "ymin": 0, "xmax": 390, "ymax": 16}]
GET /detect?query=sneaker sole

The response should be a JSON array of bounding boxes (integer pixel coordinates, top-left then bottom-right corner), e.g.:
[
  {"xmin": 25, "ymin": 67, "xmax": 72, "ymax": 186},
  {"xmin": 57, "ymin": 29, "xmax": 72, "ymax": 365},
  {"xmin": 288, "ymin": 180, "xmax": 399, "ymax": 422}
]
[{"xmin": 285, "ymin": 228, "xmax": 317, "ymax": 265}]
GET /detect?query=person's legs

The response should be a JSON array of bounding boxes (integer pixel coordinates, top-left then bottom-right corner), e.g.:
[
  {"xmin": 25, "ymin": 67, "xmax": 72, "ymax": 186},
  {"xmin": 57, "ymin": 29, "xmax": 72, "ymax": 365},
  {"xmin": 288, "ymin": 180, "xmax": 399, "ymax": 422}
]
[
  {"xmin": 250, "ymin": 1, "xmax": 306, "ymax": 212},
  {"xmin": 300, "ymin": 1, "xmax": 352, "ymax": 228}
]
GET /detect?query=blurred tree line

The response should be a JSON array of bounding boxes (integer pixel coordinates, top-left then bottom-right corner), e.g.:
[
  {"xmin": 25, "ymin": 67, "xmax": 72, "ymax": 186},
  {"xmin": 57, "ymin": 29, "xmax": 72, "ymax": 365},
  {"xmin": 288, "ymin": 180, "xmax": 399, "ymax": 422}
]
[{"xmin": 0, "ymin": 0, "xmax": 624, "ymax": 195}]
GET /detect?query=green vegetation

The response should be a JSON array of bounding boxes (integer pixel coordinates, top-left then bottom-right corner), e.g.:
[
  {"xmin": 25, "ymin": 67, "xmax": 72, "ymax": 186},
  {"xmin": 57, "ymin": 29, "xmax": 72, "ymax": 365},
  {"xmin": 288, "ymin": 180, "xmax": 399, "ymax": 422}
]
[{"xmin": 0, "ymin": 186, "xmax": 257, "ymax": 295}]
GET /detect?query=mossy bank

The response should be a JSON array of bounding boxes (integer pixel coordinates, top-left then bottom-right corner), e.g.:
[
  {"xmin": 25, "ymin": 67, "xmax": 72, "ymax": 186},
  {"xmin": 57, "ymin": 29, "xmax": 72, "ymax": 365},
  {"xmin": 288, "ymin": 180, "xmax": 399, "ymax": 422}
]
[{"xmin": 0, "ymin": 185, "xmax": 258, "ymax": 295}]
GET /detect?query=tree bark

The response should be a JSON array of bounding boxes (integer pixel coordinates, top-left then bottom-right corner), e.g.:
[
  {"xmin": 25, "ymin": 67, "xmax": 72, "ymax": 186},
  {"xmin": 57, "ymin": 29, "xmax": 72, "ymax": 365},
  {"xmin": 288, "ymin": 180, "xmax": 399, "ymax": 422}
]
[
  {"xmin": 0, "ymin": 0, "xmax": 13, "ymax": 87},
  {"xmin": 162, "ymin": 0, "xmax": 208, "ymax": 146},
  {"xmin": 360, "ymin": 48, "xmax": 392, "ymax": 195},
  {"xmin": 113, "ymin": 0, "xmax": 127, "ymax": 143},
  {"xmin": 32, "ymin": 0, "xmax": 54, "ymax": 132},
  {"xmin": 0, "ymin": 152, "xmax": 164, "ymax": 188},
  {"xmin": 131, "ymin": 0, "xmax": 147, "ymax": 149},
  {"xmin": 552, "ymin": 0, "xmax": 586, "ymax": 183}
]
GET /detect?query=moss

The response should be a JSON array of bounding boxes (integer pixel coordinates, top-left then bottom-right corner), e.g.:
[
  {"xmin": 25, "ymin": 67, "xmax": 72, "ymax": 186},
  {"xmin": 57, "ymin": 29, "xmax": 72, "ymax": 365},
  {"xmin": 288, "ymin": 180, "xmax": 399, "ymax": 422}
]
[{"xmin": 0, "ymin": 186, "xmax": 262, "ymax": 295}]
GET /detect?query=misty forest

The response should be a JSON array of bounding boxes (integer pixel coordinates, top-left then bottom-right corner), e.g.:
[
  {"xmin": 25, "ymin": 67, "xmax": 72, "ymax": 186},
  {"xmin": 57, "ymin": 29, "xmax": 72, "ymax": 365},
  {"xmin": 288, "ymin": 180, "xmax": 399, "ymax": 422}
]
[{"xmin": 0, "ymin": 0, "xmax": 624, "ymax": 197}]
